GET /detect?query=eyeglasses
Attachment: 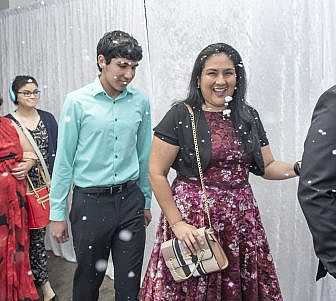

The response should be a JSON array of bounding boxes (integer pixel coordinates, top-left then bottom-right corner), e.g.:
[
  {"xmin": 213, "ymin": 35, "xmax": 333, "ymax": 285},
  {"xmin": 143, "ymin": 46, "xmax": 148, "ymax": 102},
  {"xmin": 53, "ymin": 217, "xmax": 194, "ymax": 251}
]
[{"xmin": 17, "ymin": 90, "xmax": 41, "ymax": 97}]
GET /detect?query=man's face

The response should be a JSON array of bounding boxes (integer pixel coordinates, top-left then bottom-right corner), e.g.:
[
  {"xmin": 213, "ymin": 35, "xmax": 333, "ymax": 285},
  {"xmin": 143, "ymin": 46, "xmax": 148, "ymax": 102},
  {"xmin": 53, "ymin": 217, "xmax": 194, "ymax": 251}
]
[{"xmin": 99, "ymin": 56, "xmax": 138, "ymax": 97}]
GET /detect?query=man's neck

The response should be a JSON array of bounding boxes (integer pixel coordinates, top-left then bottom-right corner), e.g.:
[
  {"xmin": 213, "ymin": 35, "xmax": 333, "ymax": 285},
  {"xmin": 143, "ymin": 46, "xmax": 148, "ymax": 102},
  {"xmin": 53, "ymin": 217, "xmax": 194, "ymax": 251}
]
[{"xmin": 99, "ymin": 76, "xmax": 122, "ymax": 98}]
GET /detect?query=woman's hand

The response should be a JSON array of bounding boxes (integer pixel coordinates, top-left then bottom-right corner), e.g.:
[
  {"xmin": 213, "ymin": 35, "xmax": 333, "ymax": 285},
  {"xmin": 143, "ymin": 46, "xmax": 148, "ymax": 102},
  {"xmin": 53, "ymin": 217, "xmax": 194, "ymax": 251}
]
[
  {"xmin": 11, "ymin": 159, "xmax": 35, "ymax": 180},
  {"xmin": 171, "ymin": 221, "xmax": 200, "ymax": 254}
]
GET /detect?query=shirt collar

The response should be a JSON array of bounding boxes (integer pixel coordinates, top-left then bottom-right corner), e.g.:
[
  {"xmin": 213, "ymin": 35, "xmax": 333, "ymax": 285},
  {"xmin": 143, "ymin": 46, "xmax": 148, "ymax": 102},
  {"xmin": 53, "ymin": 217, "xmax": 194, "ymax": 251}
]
[{"xmin": 91, "ymin": 77, "xmax": 135, "ymax": 98}]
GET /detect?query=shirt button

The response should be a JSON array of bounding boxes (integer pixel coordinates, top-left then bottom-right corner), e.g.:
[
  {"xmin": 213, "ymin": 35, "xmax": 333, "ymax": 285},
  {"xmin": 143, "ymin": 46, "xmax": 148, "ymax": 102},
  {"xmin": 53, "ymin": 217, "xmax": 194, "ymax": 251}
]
[
  {"xmin": 115, "ymin": 118, "xmax": 117, "ymax": 122},
  {"xmin": 115, "ymin": 137, "xmax": 118, "ymax": 140},
  {"xmin": 115, "ymin": 155, "xmax": 118, "ymax": 158},
  {"xmin": 115, "ymin": 173, "xmax": 117, "ymax": 177}
]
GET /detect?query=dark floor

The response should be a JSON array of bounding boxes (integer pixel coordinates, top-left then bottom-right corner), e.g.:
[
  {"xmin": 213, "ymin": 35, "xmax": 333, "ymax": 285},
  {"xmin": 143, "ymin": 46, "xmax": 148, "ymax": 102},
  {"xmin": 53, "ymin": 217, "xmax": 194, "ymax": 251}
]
[{"xmin": 47, "ymin": 252, "xmax": 115, "ymax": 301}]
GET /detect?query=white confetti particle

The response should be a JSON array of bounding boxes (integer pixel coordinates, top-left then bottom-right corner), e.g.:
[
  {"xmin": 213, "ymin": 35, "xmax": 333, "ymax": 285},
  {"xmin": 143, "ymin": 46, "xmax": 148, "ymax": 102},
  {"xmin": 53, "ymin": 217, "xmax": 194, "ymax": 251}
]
[
  {"xmin": 95, "ymin": 259, "xmax": 107, "ymax": 272},
  {"xmin": 224, "ymin": 96, "xmax": 233, "ymax": 103},
  {"xmin": 128, "ymin": 271, "xmax": 135, "ymax": 278},
  {"xmin": 82, "ymin": 216, "xmax": 87, "ymax": 221},
  {"xmin": 119, "ymin": 229, "xmax": 132, "ymax": 242},
  {"xmin": 64, "ymin": 116, "xmax": 71, "ymax": 122}
]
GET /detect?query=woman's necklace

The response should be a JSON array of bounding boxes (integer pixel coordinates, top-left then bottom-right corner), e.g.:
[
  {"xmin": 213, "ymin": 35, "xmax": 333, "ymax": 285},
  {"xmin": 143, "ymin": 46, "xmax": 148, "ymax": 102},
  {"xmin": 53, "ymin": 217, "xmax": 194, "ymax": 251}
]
[{"xmin": 202, "ymin": 96, "xmax": 233, "ymax": 119}]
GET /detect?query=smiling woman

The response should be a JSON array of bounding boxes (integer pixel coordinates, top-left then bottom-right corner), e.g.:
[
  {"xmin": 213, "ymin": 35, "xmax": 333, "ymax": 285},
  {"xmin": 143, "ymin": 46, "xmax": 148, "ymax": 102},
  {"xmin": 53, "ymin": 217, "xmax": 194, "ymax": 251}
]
[
  {"xmin": 140, "ymin": 43, "xmax": 298, "ymax": 301},
  {"xmin": 199, "ymin": 54, "xmax": 236, "ymax": 111}
]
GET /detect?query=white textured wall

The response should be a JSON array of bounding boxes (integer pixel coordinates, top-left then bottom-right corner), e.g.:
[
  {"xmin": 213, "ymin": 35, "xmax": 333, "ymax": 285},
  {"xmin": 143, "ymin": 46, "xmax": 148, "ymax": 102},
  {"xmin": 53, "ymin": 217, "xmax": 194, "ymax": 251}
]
[
  {"xmin": 9, "ymin": 0, "xmax": 45, "ymax": 8},
  {"xmin": 1, "ymin": 0, "xmax": 336, "ymax": 299}
]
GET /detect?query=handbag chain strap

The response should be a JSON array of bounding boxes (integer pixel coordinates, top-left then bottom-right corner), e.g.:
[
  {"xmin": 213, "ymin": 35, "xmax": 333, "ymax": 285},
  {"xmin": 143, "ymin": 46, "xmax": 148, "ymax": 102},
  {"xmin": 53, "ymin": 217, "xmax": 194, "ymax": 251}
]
[
  {"xmin": 163, "ymin": 103, "xmax": 213, "ymax": 239},
  {"xmin": 184, "ymin": 103, "xmax": 212, "ymax": 229}
]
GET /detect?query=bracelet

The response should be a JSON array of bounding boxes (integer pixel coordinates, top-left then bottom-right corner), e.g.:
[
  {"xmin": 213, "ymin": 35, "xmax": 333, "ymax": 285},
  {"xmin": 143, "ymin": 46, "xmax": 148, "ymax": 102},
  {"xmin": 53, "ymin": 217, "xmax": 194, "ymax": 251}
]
[
  {"xmin": 169, "ymin": 220, "xmax": 184, "ymax": 229},
  {"xmin": 293, "ymin": 160, "xmax": 301, "ymax": 176}
]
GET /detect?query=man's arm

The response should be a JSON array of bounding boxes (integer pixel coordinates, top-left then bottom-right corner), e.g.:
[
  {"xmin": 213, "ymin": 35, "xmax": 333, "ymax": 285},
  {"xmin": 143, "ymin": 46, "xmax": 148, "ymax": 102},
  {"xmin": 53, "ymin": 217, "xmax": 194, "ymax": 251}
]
[
  {"xmin": 136, "ymin": 97, "xmax": 152, "ymax": 210},
  {"xmin": 50, "ymin": 95, "xmax": 81, "ymax": 221},
  {"xmin": 298, "ymin": 87, "xmax": 336, "ymax": 279}
]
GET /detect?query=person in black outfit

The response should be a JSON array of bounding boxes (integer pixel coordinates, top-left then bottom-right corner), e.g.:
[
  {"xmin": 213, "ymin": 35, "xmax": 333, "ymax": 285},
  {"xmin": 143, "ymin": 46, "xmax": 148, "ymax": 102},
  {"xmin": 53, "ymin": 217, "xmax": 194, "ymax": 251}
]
[{"xmin": 298, "ymin": 85, "xmax": 336, "ymax": 281}]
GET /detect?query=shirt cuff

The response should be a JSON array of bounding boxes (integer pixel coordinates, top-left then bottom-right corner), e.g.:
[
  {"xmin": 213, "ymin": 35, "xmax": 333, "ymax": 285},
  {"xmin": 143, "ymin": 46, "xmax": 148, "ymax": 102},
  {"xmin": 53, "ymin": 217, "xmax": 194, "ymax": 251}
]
[
  {"xmin": 145, "ymin": 198, "xmax": 152, "ymax": 209},
  {"xmin": 50, "ymin": 209, "xmax": 66, "ymax": 221}
]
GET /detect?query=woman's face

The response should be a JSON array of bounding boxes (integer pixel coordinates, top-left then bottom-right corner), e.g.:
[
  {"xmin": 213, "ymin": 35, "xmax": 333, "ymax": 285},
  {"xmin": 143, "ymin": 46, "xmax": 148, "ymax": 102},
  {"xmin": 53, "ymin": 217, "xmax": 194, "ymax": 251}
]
[
  {"xmin": 199, "ymin": 54, "xmax": 236, "ymax": 109},
  {"xmin": 16, "ymin": 83, "xmax": 40, "ymax": 109}
]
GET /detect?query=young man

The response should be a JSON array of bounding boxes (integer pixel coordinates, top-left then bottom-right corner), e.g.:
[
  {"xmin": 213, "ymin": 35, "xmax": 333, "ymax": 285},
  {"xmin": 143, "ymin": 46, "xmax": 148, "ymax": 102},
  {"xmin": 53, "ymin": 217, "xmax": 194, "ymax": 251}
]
[
  {"xmin": 298, "ymin": 84, "xmax": 336, "ymax": 281},
  {"xmin": 50, "ymin": 30, "xmax": 152, "ymax": 300}
]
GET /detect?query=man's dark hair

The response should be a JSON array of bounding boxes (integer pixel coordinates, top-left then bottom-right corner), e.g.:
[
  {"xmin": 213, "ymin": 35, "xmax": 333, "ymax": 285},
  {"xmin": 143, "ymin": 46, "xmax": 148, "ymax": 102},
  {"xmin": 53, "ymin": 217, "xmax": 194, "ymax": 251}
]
[{"xmin": 96, "ymin": 30, "xmax": 143, "ymax": 72}]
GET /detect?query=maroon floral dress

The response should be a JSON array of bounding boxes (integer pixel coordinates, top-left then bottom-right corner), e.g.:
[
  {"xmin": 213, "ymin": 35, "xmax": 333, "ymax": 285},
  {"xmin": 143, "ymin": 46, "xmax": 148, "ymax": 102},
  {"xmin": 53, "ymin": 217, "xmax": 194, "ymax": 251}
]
[{"xmin": 141, "ymin": 111, "xmax": 283, "ymax": 301}]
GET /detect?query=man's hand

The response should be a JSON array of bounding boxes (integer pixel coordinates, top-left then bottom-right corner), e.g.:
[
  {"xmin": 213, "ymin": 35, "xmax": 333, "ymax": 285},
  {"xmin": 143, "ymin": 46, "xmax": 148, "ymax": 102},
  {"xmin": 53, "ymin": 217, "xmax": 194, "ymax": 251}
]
[
  {"xmin": 50, "ymin": 221, "xmax": 69, "ymax": 243},
  {"xmin": 144, "ymin": 209, "xmax": 152, "ymax": 227}
]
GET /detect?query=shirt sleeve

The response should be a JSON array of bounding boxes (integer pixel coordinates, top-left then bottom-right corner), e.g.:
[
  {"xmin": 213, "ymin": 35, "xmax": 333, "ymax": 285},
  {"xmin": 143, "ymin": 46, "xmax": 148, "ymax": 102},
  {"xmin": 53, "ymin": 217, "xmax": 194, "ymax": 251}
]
[
  {"xmin": 153, "ymin": 105, "xmax": 179, "ymax": 146},
  {"xmin": 136, "ymin": 97, "xmax": 153, "ymax": 209},
  {"xmin": 49, "ymin": 94, "xmax": 81, "ymax": 221}
]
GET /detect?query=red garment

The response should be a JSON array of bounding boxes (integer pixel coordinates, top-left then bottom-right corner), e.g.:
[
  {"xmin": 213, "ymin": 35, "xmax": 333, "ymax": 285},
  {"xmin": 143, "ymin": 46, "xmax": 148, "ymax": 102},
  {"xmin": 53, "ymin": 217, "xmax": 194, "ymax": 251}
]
[{"xmin": 0, "ymin": 117, "xmax": 38, "ymax": 301}]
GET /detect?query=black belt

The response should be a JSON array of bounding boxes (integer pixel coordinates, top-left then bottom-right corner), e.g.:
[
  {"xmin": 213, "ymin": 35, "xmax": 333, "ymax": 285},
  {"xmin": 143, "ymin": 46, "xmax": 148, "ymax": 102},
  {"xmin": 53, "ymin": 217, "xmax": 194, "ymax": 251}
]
[{"xmin": 75, "ymin": 180, "xmax": 137, "ymax": 194}]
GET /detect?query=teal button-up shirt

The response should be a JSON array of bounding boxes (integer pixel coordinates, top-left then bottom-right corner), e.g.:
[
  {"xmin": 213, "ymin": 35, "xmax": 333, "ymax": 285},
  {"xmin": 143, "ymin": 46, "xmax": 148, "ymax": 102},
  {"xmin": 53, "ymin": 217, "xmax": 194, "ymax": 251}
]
[{"xmin": 50, "ymin": 77, "xmax": 152, "ymax": 221}]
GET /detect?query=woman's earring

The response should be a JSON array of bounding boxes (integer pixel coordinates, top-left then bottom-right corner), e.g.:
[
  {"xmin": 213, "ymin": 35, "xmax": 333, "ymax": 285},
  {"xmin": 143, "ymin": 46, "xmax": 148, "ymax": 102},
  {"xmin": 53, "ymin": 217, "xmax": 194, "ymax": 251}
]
[{"xmin": 197, "ymin": 82, "xmax": 200, "ymax": 89}]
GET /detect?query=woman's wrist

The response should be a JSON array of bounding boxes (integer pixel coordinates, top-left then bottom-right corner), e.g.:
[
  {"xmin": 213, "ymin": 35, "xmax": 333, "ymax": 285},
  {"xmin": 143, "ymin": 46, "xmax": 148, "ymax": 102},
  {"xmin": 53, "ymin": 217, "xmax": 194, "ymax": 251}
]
[{"xmin": 169, "ymin": 220, "xmax": 184, "ymax": 229}]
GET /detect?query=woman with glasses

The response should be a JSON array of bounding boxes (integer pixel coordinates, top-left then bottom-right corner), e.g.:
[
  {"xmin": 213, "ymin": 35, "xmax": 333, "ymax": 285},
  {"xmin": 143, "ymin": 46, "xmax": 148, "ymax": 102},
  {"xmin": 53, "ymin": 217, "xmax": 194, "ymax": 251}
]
[{"xmin": 6, "ymin": 75, "xmax": 58, "ymax": 301}]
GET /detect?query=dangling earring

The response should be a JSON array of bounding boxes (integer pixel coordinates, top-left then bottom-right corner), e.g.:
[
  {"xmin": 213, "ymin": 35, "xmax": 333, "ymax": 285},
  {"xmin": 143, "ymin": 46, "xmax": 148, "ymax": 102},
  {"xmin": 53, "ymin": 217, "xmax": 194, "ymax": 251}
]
[
  {"xmin": 197, "ymin": 82, "xmax": 200, "ymax": 89},
  {"xmin": 222, "ymin": 96, "xmax": 233, "ymax": 119}
]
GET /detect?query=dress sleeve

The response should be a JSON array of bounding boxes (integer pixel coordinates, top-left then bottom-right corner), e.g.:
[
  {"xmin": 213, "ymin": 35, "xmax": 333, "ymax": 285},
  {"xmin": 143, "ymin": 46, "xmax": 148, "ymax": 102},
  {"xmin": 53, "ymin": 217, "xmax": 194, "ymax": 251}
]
[
  {"xmin": 153, "ymin": 105, "xmax": 179, "ymax": 146},
  {"xmin": 251, "ymin": 108, "xmax": 269, "ymax": 147}
]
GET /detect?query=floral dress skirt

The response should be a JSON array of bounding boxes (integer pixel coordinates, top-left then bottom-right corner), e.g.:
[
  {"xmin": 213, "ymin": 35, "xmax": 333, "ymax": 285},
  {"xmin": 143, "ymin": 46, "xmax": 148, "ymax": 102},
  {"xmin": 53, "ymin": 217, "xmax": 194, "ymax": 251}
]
[{"xmin": 140, "ymin": 112, "xmax": 283, "ymax": 301}]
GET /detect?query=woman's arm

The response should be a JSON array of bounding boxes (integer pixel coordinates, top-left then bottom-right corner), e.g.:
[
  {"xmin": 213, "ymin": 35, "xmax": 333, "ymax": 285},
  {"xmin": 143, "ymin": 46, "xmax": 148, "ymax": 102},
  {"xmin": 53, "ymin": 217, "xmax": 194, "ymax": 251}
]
[
  {"xmin": 150, "ymin": 136, "xmax": 181, "ymax": 224},
  {"xmin": 261, "ymin": 145, "xmax": 297, "ymax": 180},
  {"xmin": 10, "ymin": 121, "xmax": 37, "ymax": 180},
  {"xmin": 150, "ymin": 136, "xmax": 200, "ymax": 252}
]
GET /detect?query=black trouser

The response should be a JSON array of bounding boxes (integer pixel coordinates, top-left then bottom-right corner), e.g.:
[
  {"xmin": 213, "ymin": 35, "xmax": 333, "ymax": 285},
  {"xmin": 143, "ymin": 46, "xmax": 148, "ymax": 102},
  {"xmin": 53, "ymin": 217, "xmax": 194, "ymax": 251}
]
[{"xmin": 70, "ymin": 182, "xmax": 146, "ymax": 301}]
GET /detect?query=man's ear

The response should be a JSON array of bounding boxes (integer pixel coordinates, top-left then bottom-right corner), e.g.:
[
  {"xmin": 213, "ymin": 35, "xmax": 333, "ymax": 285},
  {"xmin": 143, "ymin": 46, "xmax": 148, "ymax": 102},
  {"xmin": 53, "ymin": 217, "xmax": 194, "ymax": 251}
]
[{"xmin": 97, "ymin": 55, "xmax": 106, "ymax": 69}]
